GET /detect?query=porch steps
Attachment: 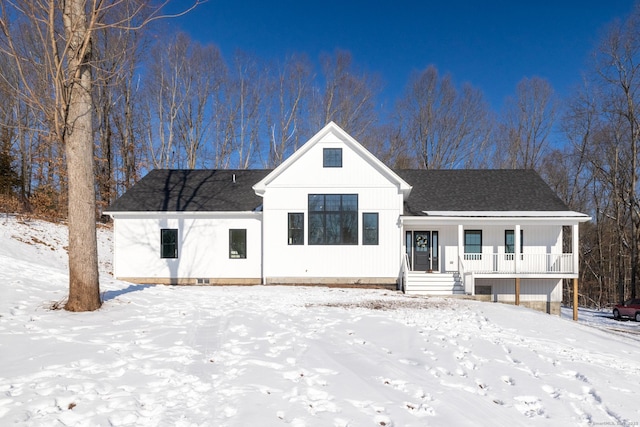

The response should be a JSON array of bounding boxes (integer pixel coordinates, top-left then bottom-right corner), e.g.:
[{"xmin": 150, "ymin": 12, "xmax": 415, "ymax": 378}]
[{"xmin": 405, "ymin": 272, "xmax": 466, "ymax": 295}]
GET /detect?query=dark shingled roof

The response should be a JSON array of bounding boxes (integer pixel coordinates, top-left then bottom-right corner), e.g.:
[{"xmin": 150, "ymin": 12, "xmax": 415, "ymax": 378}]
[
  {"xmin": 395, "ymin": 169, "xmax": 570, "ymax": 215},
  {"xmin": 105, "ymin": 169, "xmax": 272, "ymax": 212},
  {"xmin": 106, "ymin": 168, "xmax": 568, "ymax": 214}
]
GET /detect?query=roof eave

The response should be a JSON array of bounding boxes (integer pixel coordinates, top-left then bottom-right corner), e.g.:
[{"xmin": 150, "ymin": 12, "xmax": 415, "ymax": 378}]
[
  {"xmin": 104, "ymin": 210, "xmax": 263, "ymax": 217},
  {"xmin": 421, "ymin": 210, "xmax": 591, "ymax": 219}
]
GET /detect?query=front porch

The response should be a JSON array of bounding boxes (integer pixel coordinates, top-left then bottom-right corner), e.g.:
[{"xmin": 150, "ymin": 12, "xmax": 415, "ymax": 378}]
[
  {"xmin": 400, "ymin": 218, "xmax": 584, "ymax": 297},
  {"xmin": 401, "ymin": 253, "xmax": 577, "ymax": 296}
]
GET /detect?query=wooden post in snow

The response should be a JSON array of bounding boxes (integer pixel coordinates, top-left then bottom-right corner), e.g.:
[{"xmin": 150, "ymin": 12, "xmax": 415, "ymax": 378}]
[
  {"xmin": 515, "ymin": 278, "xmax": 520, "ymax": 306},
  {"xmin": 573, "ymin": 278, "xmax": 578, "ymax": 321}
]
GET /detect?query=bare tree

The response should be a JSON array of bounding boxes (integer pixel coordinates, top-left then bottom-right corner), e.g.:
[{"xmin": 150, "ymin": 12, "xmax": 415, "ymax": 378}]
[
  {"xmin": 265, "ymin": 54, "xmax": 312, "ymax": 167},
  {"xmin": 496, "ymin": 77, "xmax": 558, "ymax": 170},
  {"xmin": 0, "ymin": 0, "xmax": 201, "ymax": 312},
  {"xmin": 395, "ymin": 65, "xmax": 491, "ymax": 169},
  {"xmin": 111, "ymin": 30, "xmax": 146, "ymax": 193},
  {"xmin": 177, "ymin": 40, "xmax": 224, "ymax": 169},
  {"xmin": 230, "ymin": 51, "xmax": 264, "ymax": 169},
  {"xmin": 593, "ymin": 5, "xmax": 640, "ymax": 300},
  {"xmin": 310, "ymin": 50, "xmax": 380, "ymax": 143},
  {"xmin": 146, "ymin": 33, "xmax": 190, "ymax": 168}
]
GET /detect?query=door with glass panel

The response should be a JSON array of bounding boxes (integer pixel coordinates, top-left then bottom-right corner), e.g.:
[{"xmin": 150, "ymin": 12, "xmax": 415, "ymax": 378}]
[{"xmin": 406, "ymin": 230, "xmax": 439, "ymax": 272}]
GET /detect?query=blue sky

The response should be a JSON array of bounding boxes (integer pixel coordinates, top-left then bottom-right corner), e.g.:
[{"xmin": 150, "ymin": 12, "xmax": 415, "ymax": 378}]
[{"xmin": 168, "ymin": 0, "xmax": 636, "ymax": 112}]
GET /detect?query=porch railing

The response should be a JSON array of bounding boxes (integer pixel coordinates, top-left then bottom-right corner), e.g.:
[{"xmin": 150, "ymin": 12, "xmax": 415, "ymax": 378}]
[{"xmin": 462, "ymin": 253, "xmax": 574, "ymax": 274}]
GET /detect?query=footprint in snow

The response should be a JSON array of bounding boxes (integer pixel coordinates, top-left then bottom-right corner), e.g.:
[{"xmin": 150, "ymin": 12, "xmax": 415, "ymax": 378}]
[
  {"xmin": 501, "ymin": 375, "xmax": 515, "ymax": 386},
  {"xmin": 513, "ymin": 395, "xmax": 545, "ymax": 418},
  {"xmin": 542, "ymin": 384, "xmax": 560, "ymax": 399},
  {"xmin": 374, "ymin": 414, "xmax": 394, "ymax": 426},
  {"xmin": 404, "ymin": 401, "xmax": 436, "ymax": 417}
]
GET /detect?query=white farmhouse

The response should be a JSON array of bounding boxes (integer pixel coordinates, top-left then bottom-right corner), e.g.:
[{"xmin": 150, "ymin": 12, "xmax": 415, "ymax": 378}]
[{"xmin": 105, "ymin": 122, "xmax": 590, "ymax": 315}]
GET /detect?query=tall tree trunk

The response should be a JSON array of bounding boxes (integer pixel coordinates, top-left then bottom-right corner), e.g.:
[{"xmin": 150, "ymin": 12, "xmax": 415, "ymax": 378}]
[{"xmin": 63, "ymin": 0, "xmax": 101, "ymax": 312}]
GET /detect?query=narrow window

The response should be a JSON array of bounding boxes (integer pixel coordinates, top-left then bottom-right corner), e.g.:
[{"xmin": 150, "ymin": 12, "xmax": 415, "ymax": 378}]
[
  {"xmin": 363, "ymin": 213, "xmax": 379, "ymax": 245},
  {"xmin": 464, "ymin": 230, "xmax": 482, "ymax": 260},
  {"xmin": 323, "ymin": 148, "xmax": 342, "ymax": 167},
  {"xmin": 229, "ymin": 229, "xmax": 247, "ymax": 259},
  {"xmin": 161, "ymin": 229, "xmax": 178, "ymax": 258},
  {"xmin": 505, "ymin": 230, "xmax": 524, "ymax": 254},
  {"xmin": 288, "ymin": 213, "xmax": 304, "ymax": 245}
]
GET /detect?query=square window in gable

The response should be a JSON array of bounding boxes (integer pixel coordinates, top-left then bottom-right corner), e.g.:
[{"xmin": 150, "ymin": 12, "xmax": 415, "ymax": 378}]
[{"xmin": 323, "ymin": 148, "xmax": 342, "ymax": 167}]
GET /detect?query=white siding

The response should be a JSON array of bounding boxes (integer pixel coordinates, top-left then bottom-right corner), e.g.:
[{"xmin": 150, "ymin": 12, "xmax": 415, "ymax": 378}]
[
  {"xmin": 262, "ymin": 131, "xmax": 403, "ymax": 283},
  {"xmin": 113, "ymin": 214, "xmax": 262, "ymax": 281}
]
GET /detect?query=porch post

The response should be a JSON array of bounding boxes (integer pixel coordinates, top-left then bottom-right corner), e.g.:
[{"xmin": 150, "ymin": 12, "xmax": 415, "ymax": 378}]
[
  {"xmin": 514, "ymin": 224, "xmax": 521, "ymax": 273},
  {"xmin": 457, "ymin": 224, "xmax": 464, "ymax": 270},
  {"xmin": 572, "ymin": 278, "xmax": 578, "ymax": 321},
  {"xmin": 515, "ymin": 277, "xmax": 520, "ymax": 306},
  {"xmin": 572, "ymin": 223, "xmax": 579, "ymax": 274},
  {"xmin": 572, "ymin": 223, "xmax": 579, "ymax": 320}
]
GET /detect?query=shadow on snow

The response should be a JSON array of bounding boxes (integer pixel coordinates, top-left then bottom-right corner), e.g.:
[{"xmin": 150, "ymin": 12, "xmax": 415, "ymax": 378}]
[{"xmin": 102, "ymin": 284, "xmax": 153, "ymax": 302}]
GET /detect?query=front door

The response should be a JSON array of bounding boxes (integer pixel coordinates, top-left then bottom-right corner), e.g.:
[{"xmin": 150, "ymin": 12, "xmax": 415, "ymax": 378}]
[{"xmin": 407, "ymin": 231, "xmax": 439, "ymax": 272}]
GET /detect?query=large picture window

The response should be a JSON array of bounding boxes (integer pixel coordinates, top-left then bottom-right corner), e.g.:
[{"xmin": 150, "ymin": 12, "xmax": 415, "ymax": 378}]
[
  {"xmin": 161, "ymin": 229, "xmax": 178, "ymax": 258},
  {"xmin": 308, "ymin": 194, "xmax": 358, "ymax": 245},
  {"xmin": 464, "ymin": 230, "xmax": 482, "ymax": 260},
  {"xmin": 229, "ymin": 229, "xmax": 247, "ymax": 259},
  {"xmin": 288, "ymin": 213, "xmax": 304, "ymax": 245},
  {"xmin": 363, "ymin": 213, "xmax": 378, "ymax": 245}
]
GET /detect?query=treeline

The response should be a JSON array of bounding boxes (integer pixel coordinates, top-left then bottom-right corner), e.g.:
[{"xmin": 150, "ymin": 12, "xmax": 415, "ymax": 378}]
[{"xmin": 1, "ymin": 2, "xmax": 640, "ymax": 306}]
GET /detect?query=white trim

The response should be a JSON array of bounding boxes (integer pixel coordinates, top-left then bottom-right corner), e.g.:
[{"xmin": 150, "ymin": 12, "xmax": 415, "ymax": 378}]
[
  {"xmin": 402, "ymin": 215, "xmax": 589, "ymax": 227},
  {"xmin": 421, "ymin": 210, "xmax": 590, "ymax": 219},
  {"xmin": 105, "ymin": 211, "xmax": 262, "ymax": 219}
]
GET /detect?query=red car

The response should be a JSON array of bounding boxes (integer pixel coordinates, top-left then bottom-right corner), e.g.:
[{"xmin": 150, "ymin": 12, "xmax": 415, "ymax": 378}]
[{"xmin": 613, "ymin": 299, "xmax": 640, "ymax": 321}]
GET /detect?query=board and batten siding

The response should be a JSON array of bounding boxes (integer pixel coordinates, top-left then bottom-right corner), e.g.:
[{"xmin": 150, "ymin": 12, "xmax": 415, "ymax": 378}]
[
  {"xmin": 112, "ymin": 214, "xmax": 262, "ymax": 284},
  {"xmin": 261, "ymin": 131, "xmax": 404, "ymax": 284}
]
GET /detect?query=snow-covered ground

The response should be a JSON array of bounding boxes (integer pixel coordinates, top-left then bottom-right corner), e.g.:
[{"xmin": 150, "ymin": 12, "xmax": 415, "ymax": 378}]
[{"xmin": 1, "ymin": 214, "xmax": 639, "ymax": 427}]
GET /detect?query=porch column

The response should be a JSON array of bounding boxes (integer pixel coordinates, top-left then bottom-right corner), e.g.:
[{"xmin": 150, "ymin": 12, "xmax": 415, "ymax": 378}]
[
  {"xmin": 514, "ymin": 224, "xmax": 521, "ymax": 273},
  {"xmin": 572, "ymin": 223, "xmax": 579, "ymax": 274},
  {"xmin": 572, "ymin": 223, "xmax": 580, "ymax": 320},
  {"xmin": 515, "ymin": 278, "xmax": 520, "ymax": 306},
  {"xmin": 457, "ymin": 224, "xmax": 464, "ymax": 270}
]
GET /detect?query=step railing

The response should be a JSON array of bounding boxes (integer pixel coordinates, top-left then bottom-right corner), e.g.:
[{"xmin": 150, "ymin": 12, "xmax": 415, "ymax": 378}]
[{"xmin": 459, "ymin": 255, "xmax": 475, "ymax": 295}]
